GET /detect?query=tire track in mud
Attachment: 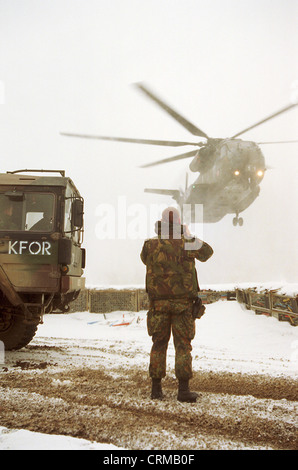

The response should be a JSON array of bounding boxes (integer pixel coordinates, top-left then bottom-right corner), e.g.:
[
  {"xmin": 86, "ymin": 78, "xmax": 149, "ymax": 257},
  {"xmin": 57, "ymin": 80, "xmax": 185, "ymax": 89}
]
[{"xmin": 0, "ymin": 359, "xmax": 297, "ymax": 450}]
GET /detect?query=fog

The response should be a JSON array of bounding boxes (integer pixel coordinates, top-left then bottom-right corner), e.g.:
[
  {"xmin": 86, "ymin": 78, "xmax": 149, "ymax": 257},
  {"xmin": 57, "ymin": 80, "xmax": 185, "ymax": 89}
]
[{"xmin": 0, "ymin": 0, "xmax": 297, "ymax": 287}]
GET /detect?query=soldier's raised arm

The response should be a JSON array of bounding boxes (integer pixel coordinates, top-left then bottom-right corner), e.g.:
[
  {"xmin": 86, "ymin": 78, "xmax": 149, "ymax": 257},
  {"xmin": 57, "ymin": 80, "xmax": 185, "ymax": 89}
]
[
  {"xmin": 183, "ymin": 230, "xmax": 213, "ymax": 262},
  {"xmin": 194, "ymin": 240, "xmax": 213, "ymax": 262}
]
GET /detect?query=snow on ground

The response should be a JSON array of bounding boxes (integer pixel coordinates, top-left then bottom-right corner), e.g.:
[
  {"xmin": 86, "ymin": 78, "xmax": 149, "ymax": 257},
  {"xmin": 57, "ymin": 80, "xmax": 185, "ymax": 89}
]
[
  {"xmin": 33, "ymin": 298, "xmax": 298, "ymax": 378},
  {"xmin": 0, "ymin": 426, "xmax": 124, "ymax": 450},
  {"xmin": 1, "ymin": 297, "xmax": 298, "ymax": 450}
]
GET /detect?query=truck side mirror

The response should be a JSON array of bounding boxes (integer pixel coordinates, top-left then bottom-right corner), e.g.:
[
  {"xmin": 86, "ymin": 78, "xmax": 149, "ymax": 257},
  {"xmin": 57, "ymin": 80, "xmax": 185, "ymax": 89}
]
[{"xmin": 72, "ymin": 199, "xmax": 84, "ymax": 228}]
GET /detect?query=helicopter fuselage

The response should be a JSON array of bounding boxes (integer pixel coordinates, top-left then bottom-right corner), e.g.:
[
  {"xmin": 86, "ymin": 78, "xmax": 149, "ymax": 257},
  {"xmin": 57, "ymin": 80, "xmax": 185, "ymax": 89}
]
[
  {"xmin": 182, "ymin": 139, "xmax": 266, "ymax": 223},
  {"xmin": 61, "ymin": 82, "xmax": 297, "ymax": 225}
]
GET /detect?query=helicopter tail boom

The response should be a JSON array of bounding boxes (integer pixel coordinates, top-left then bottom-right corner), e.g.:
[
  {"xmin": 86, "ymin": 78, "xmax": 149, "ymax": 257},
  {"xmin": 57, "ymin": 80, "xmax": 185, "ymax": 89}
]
[{"xmin": 144, "ymin": 188, "xmax": 181, "ymax": 202}]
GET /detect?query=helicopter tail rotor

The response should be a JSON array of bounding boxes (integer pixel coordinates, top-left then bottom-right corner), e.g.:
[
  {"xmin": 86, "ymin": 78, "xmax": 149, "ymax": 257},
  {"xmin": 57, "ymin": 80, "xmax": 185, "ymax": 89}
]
[{"xmin": 185, "ymin": 173, "xmax": 189, "ymax": 192}]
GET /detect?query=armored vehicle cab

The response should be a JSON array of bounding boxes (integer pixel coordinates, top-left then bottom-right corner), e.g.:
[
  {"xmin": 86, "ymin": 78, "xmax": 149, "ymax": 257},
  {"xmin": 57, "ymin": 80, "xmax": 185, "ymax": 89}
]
[{"xmin": 0, "ymin": 170, "xmax": 86, "ymax": 350}]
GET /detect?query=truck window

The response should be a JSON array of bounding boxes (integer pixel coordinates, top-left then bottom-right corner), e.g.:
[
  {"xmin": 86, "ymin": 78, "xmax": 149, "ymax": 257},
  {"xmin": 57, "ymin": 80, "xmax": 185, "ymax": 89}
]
[
  {"xmin": 26, "ymin": 194, "xmax": 55, "ymax": 232},
  {"xmin": 64, "ymin": 196, "xmax": 72, "ymax": 235},
  {"xmin": 0, "ymin": 193, "xmax": 55, "ymax": 232},
  {"xmin": 64, "ymin": 186, "xmax": 80, "ymax": 243}
]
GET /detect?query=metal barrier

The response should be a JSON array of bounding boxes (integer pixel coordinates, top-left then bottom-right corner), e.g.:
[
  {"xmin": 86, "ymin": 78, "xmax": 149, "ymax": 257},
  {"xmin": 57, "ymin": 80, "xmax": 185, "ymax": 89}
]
[
  {"xmin": 236, "ymin": 288, "xmax": 298, "ymax": 326},
  {"xmin": 68, "ymin": 286, "xmax": 298, "ymax": 326},
  {"xmin": 69, "ymin": 288, "xmax": 236, "ymax": 313}
]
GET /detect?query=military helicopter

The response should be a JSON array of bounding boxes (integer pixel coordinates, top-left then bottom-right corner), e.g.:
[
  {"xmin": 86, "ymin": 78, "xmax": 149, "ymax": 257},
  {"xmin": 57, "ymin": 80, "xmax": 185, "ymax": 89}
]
[{"xmin": 61, "ymin": 83, "xmax": 298, "ymax": 225}]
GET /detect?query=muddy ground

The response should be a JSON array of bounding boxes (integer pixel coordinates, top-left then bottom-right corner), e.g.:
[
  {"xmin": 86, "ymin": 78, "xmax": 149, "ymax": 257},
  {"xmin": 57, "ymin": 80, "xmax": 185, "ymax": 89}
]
[{"xmin": 0, "ymin": 333, "xmax": 297, "ymax": 451}]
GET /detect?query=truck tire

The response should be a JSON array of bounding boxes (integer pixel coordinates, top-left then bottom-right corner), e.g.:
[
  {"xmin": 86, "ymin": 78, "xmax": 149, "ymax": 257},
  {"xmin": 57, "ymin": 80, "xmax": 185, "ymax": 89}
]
[{"xmin": 0, "ymin": 315, "xmax": 38, "ymax": 351}]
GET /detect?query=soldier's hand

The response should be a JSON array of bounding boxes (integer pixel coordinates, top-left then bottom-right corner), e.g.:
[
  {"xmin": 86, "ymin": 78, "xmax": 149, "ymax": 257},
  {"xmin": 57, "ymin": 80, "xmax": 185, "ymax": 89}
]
[{"xmin": 183, "ymin": 224, "xmax": 192, "ymax": 238}]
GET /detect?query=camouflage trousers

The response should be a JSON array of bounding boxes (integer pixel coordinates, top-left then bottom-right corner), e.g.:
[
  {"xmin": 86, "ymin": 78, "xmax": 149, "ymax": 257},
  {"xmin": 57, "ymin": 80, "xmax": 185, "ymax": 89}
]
[{"xmin": 147, "ymin": 299, "xmax": 195, "ymax": 380}]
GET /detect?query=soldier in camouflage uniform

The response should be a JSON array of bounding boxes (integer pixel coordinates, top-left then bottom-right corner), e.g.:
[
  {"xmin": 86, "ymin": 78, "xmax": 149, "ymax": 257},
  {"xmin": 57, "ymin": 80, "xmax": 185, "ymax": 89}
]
[{"xmin": 141, "ymin": 207, "xmax": 213, "ymax": 402}]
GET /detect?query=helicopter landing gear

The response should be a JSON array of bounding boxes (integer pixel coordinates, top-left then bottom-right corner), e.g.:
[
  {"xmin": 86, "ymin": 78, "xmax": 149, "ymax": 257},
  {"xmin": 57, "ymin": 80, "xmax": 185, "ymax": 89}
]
[{"xmin": 233, "ymin": 214, "xmax": 243, "ymax": 226}]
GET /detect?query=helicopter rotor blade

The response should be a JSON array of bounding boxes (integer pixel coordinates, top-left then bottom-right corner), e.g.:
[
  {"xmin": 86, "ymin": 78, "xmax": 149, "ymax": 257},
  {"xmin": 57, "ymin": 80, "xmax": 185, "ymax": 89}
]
[
  {"xmin": 60, "ymin": 132, "xmax": 201, "ymax": 147},
  {"xmin": 134, "ymin": 82, "xmax": 209, "ymax": 139},
  {"xmin": 231, "ymin": 103, "xmax": 298, "ymax": 139},
  {"xmin": 140, "ymin": 150, "xmax": 198, "ymax": 168},
  {"xmin": 257, "ymin": 140, "xmax": 298, "ymax": 144}
]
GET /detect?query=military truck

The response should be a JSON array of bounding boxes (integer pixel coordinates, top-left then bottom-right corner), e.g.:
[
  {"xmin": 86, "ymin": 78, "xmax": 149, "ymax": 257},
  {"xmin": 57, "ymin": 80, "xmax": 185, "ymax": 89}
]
[{"xmin": 0, "ymin": 169, "xmax": 86, "ymax": 350}]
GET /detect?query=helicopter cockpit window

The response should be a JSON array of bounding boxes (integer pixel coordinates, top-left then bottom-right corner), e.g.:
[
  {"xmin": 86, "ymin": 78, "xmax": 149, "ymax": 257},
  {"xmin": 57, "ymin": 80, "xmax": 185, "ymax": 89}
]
[{"xmin": 0, "ymin": 193, "xmax": 55, "ymax": 232}]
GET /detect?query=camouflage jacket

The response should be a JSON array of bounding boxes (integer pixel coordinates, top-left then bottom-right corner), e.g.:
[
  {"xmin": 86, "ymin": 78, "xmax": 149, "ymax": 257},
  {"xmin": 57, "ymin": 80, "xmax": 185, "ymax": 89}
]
[{"xmin": 140, "ymin": 222, "xmax": 213, "ymax": 300}]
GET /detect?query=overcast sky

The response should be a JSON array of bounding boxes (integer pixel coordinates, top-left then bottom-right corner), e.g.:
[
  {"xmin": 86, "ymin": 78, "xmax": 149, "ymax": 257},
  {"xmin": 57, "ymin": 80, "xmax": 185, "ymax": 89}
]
[{"xmin": 0, "ymin": 0, "xmax": 297, "ymax": 287}]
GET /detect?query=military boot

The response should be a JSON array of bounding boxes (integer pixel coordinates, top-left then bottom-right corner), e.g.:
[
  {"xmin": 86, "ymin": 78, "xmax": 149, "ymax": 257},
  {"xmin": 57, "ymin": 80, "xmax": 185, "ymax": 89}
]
[
  {"xmin": 151, "ymin": 378, "xmax": 164, "ymax": 400},
  {"xmin": 177, "ymin": 379, "xmax": 199, "ymax": 403}
]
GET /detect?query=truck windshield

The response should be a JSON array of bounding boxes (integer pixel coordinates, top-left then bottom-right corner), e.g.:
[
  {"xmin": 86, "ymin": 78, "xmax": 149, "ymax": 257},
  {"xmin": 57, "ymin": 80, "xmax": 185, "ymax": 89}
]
[{"xmin": 0, "ymin": 193, "xmax": 55, "ymax": 232}]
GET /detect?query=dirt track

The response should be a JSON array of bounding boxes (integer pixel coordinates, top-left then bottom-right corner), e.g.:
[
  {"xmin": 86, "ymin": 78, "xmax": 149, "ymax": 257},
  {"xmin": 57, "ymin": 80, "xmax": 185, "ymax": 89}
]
[{"xmin": 0, "ymin": 334, "xmax": 297, "ymax": 450}]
